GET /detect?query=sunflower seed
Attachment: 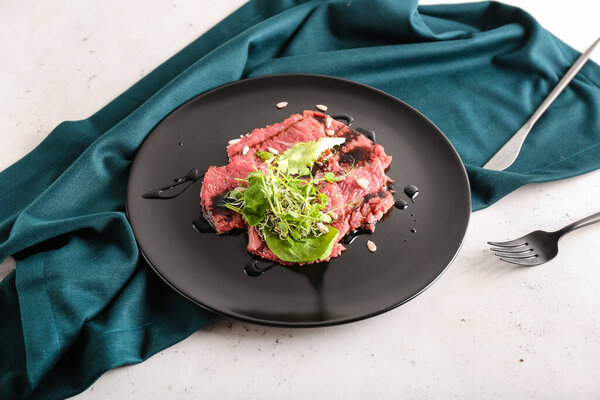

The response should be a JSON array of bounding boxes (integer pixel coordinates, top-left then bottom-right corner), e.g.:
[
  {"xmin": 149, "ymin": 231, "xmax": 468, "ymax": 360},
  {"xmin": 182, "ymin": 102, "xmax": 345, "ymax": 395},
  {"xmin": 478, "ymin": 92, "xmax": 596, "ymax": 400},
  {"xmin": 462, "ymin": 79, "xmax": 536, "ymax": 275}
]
[
  {"xmin": 276, "ymin": 101, "xmax": 288, "ymax": 109},
  {"xmin": 242, "ymin": 145, "xmax": 249, "ymax": 155},
  {"xmin": 356, "ymin": 178, "xmax": 369, "ymax": 189},
  {"xmin": 326, "ymin": 129, "xmax": 335, "ymax": 136},
  {"xmin": 316, "ymin": 104, "xmax": 328, "ymax": 112},
  {"xmin": 316, "ymin": 222, "xmax": 329, "ymax": 234},
  {"xmin": 328, "ymin": 211, "xmax": 338, "ymax": 220},
  {"xmin": 234, "ymin": 186, "xmax": 245, "ymax": 192},
  {"xmin": 267, "ymin": 147, "xmax": 279, "ymax": 155},
  {"xmin": 366, "ymin": 240, "xmax": 377, "ymax": 252},
  {"xmin": 325, "ymin": 116, "xmax": 333, "ymax": 128},
  {"xmin": 228, "ymin": 138, "xmax": 241, "ymax": 145}
]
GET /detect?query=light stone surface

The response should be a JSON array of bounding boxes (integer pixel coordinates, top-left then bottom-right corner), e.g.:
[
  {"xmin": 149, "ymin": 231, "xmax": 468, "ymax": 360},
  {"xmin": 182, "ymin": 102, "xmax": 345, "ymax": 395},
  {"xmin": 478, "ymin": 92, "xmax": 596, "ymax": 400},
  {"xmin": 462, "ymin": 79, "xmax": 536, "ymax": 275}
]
[{"xmin": 1, "ymin": 1, "xmax": 599, "ymax": 399}]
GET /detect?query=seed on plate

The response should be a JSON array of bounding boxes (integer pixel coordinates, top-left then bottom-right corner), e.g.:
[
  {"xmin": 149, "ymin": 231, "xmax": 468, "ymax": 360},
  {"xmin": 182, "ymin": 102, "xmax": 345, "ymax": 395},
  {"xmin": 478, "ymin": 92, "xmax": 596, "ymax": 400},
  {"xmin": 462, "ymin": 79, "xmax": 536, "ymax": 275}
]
[
  {"xmin": 242, "ymin": 145, "xmax": 249, "ymax": 155},
  {"xmin": 228, "ymin": 138, "xmax": 241, "ymax": 145},
  {"xmin": 234, "ymin": 186, "xmax": 245, "ymax": 192},
  {"xmin": 316, "ymin": 104, "xmax": 328, "ymax": 112},
  {"xmin": 366, "ymin": 240, "xmax": 377, "ymax": 252},
  {"xmin": 326, "ymin": 129, "xmax": 335, "ymax": 136},
  {"xmin": 316, "ymin": 222, "xmax": 329, "ymax": 234},
  {"xmin": 328, "ymin": 211, "xmax": 338, "ymax": 220},
  {"xmin": 267, "ymin": 147, "xmax": 279, "ymax": 155},
  {"xmin": 356, "ymin": 178, "xmax": 369, "ymax": 189},
  {"xmin": 276, "ymin": 101, "xmax": 288, "ymax": 109},
  {"xmin": 325, "ymin": 116, "xmax": 333, "ymax": 128}
]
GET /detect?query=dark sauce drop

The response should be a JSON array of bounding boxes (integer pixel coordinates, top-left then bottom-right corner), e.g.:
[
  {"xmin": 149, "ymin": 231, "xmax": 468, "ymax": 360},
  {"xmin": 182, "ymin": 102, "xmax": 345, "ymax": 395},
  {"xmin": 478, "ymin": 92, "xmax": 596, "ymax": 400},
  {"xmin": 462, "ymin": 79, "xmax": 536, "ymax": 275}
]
[
  {"xmin": 394, "ymin": 199, "xmax": 408, "ymax": 210},
  {"xmin": 410, "ymin": 228, "xmax": 417, "ymax": 233},
  {"xmin": 208, "ymin": 191, "xmax": 241, "ymax": 222},
  {"xmin": 403, "ymin": 239, "xmax": 408, "ymax": 243},
  {"xmin": 192, "ymin": 212, "xmax": 214, "ymax": 233},
  {"xmin": 142, "ymin": 169, "xmax": 203, "ymax": 199},
  {"xmin": 343, "ymin": 227, "xmax": 373, "ymax": 245},
  {"xmin": 364, "ymin": 189, "xmax": 387, "ymax": 202},
  {"xmin": 244, "ymin": 259, "xmax": 277, "ymax": 277},
  {"xmin": 330, "ymin": 114, "xmax": 354, "ymax": 126},
  {"xmin": 404, "ymin": 185, "xmax": 419, "ymax": 203},
  {"xmin": 340, "ymin": 147, "xmax": 370, "ymax": 165},
  {"xmin": 355, "ymin": 127, "xmax": 376, "ymax": 143},
  {"xmin": 178, "ymin": 142, "xmax": 184, "ymax": 146}
]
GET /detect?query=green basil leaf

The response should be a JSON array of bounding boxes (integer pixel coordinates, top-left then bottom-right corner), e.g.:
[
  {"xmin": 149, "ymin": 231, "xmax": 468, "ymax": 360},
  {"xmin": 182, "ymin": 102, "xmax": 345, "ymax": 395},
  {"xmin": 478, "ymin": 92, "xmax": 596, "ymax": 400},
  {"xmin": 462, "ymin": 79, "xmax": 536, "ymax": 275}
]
[{"xmin": 265, "ymin": 226, "xmax": 339, "ymax": 263}]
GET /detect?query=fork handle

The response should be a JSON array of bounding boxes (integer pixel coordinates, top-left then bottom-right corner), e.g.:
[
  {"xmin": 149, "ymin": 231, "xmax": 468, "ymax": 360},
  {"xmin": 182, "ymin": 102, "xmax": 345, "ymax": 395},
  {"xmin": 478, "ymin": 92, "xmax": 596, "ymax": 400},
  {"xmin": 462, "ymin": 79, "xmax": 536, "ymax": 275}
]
[
  {"xmin": 525, "ymin": 37, "xmax": 600, "ymax": 130},
  {"xmin": 556, "ymin": 211, "xmax": 600, "ymax": 236},
  {"xmin": 483, "ymin": 37, "xmax": 600, "ymax": 171}
]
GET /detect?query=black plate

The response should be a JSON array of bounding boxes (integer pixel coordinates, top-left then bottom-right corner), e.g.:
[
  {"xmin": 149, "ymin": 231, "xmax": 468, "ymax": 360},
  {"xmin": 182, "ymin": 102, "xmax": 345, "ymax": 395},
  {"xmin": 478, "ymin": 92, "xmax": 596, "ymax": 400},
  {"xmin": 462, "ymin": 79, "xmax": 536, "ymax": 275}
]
[{"xmin": 126, "ymin": 74, "xmax": 470, "ymax": 327}]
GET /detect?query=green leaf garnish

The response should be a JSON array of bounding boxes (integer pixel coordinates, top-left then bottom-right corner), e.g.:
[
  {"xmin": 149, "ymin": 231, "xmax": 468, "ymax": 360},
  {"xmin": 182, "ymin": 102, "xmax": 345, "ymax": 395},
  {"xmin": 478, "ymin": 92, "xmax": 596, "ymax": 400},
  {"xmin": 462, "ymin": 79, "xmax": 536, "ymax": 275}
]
[
  {"xmin": 256, "ymin": 150, "xmax": 274, "ymax": 161},
  {"xmin": 223, "ymin": 138, "xmax": 350, "ymax": 263},
  {"xmin": 265, "ymin": 227, "xmax": 339, "ymax": 263},
  {"xmin": 238, "ymin": 171, "xmax": 270, "ymax": 225},
  {"xmin": 277, "ymin": 137, "xmax": 345, "ymax": 175}
]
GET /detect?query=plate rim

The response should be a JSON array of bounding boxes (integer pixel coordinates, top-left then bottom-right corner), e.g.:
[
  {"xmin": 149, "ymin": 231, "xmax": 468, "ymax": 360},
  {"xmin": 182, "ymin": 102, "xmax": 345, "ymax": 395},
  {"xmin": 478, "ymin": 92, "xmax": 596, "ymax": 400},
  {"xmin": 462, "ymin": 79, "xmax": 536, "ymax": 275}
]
[{"xmin": 126, "ymin": 73, "xmax": 472, "ymax": 327}]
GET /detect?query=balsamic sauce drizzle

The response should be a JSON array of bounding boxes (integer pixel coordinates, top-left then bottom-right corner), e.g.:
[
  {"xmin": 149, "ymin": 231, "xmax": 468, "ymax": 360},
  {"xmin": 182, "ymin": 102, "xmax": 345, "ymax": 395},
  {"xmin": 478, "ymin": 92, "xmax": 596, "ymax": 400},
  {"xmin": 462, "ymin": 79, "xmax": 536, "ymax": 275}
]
[
  {"xmin": 192, "ymin": 212, "xmax": 215, "ymax": 233},
  {"xmin": 339, "ymin": 146, "xmax": 370, "ymax": 165},
  {"xmin": 244, "ymin": 259, "xmax": 277, "ymax": 277},
  {"xmin": 330, "ymin": 114, "xmax": 354, "ymax": 126},
  {"xmin": 394, "ymin": 199, "xmax": 408, "ymax": 210},
  {"xmin": 404, "ymin": 185, "xmax": 419, "ymax": 203},
  {"xmin": 142, "ymin": 169, "xmax": 204, "ymax": 199},
  {"xmin": 355, "ymin": 127, "xmax": 376, "ymax": 143},
  {"xmin": 343, "ymin": 227, "xmax": 374, "ymax": 245}
]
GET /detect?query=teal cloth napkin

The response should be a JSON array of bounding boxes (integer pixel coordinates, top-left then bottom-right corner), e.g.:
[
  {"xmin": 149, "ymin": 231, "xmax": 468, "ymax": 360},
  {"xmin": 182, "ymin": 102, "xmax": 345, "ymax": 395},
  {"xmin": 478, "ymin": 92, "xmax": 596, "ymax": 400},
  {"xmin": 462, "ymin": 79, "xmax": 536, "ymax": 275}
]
[{"xmin": 1, "ymin": 0, "xmax": 600, "ymax": 398}]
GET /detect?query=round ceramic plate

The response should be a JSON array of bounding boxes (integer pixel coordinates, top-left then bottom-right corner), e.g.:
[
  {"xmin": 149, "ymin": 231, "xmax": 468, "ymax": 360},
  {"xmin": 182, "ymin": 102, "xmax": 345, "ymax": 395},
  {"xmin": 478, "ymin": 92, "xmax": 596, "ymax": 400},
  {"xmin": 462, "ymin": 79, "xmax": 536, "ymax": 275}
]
[{"xmin": 126, "ymin": 74, "xmax": 470, "ymax": 327}]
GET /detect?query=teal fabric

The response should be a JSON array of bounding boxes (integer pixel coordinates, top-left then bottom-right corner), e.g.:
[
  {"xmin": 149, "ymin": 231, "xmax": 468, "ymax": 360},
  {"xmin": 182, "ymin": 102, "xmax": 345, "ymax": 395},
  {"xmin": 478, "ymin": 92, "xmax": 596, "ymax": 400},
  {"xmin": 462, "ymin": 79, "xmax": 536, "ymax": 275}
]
[{"xmin": 1, "ymin": 0, "xmax": 600, "ymax": 398}]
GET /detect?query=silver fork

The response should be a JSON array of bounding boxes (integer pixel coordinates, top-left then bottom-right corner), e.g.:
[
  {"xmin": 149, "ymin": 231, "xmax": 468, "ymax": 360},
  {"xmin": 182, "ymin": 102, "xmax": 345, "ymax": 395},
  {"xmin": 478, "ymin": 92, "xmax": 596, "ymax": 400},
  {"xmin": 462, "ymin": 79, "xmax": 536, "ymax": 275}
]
[{"xmin": 488, "ymin": 211, "xmax": 600, "ymax": 266}]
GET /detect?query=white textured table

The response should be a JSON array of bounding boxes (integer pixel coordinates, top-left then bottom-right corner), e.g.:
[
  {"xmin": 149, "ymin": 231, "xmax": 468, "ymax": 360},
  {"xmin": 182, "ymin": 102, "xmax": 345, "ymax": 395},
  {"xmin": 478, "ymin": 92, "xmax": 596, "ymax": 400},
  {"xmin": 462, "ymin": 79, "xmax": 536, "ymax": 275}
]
[{"xmin": 2, "ymin": 1, "xmax": 600, "ymax": 398}]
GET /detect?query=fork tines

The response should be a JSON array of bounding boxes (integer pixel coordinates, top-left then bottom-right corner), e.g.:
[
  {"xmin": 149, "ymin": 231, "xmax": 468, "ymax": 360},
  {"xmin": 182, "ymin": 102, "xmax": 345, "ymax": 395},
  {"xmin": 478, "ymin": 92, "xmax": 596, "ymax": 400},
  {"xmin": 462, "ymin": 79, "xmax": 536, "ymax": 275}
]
[{"xmin": 487, "ymin": 240, "xmax": 540, "ymax": 266}]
